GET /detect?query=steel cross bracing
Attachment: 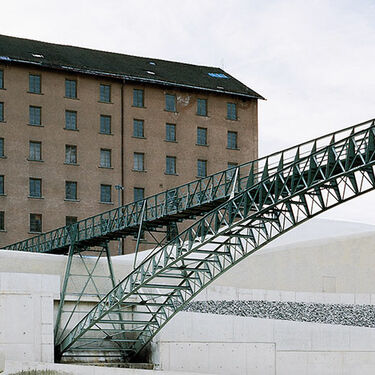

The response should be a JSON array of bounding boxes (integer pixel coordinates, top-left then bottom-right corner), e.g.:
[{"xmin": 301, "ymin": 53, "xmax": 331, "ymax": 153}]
[
  {"xmin": 56, "ymin": 120, "xmax": 375, "ymax": 360},
  {"xmin": 4, "ymin": 120, "xmax": 373, "ymax": 255}
]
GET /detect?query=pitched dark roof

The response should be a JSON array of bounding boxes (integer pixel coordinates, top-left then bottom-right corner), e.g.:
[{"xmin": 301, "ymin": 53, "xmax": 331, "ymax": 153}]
[{"xmin": 0, "ymin": 34, "xmax": 264, "ymax": 100}]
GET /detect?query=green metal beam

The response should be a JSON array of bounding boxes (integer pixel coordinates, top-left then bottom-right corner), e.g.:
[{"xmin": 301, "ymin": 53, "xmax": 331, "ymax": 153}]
[{"xmin": 57, "ymin": 121, "xmax": 375, "ymax": 360}]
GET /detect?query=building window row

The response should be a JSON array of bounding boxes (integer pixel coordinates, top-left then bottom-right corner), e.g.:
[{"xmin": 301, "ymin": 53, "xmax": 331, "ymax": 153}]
[
  {"xmin": 130, "ymin": 153, "xmax": 221, "ymax": 178},
  {"xmin": 1, "ymin": 140, "xmax": 113, "ymax": 167},
  {"xmin": 0, "ymin": 176, "xmax": 113, "ymax": 204},
  {"xmin": 1, "ymin": 130, "xmax": 237, "ymax": 163},
  {"xmin": 4, "ymin": 214, "xmax": 78, "ymax": 232},
  {"xmin": 0, "ymin": 103, "xmax": 113, "ymax": 131},
  {"xmin": 0, "ymin": 72, "xmax": 111, "ymax": 102},
  {"xmin": 0, "ymin": 185, "xmax": 148, "ymax": 232},
  {"xmin": 0, "ymin": 71, "xmax": 238, "ymax": 118},
  {"xmin": 0, "ymin": 104, "xmax": 237, "ymax": 132},
  {"xmin": 2, "ymin": 131, "xmax": 237, "ymax": 164},
  {"xmin": 131, "ymin": 120, "xmax": 237, "ymax": 149},
  {"xmin": 132, "ymin": 88, "xmax": 236, "ymax": 119}
]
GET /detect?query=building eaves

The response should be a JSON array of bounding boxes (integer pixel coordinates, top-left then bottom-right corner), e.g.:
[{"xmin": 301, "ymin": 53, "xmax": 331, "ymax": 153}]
[{"xmin": 0, "ymin": 34, "xmax": 265, "ymax": 100}]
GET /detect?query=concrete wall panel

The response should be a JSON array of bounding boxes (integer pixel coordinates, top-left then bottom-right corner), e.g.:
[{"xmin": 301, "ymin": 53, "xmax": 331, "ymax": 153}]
[
  {"xmin": 0, "ymin": 272, "xmax": 59, "ymax": 363},
  {"xmin": 159, "ymin": 342, "xmax": 275, "ymax": 375}
]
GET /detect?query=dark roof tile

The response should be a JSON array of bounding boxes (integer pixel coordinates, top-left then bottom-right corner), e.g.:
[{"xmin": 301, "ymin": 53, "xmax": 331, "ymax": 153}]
[{"xmin": 0, "ymin": 34, "xmax": 264, "ymax": 100}]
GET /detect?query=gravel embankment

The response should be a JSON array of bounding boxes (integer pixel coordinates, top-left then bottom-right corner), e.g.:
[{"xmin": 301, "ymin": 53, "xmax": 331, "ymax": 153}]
[{"xmin": 183, "ymin": 300, "xmax": 375, "ymax": 327}]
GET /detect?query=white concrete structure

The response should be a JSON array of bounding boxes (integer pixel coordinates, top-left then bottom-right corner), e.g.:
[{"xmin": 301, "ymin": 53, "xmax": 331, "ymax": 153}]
[
  {"xmin": 156, "ymin": 311, "xmax": 375, "ymax": 375},
  {"xmin": 1, "ymin": 218, "xmax": 375, "ymax": 374},
  {"xmin": 0, "ymin": 272, "xmax": 59, "ymax": 363}
]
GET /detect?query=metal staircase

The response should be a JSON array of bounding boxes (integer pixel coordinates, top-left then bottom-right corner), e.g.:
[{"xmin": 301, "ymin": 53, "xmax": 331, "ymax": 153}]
[{"xmin": 4, "ymin": 118, "xmax": 375, "ymax": 362}]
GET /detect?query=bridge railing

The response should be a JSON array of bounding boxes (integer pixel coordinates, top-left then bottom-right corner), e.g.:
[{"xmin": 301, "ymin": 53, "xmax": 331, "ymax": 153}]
[
  {"xmin": 57, "ymin": 120, "xmax": 375, "ymax": 357},
  {"xmin": 3, "ymin": 119, "xmax": 374, "ymax": 253}
]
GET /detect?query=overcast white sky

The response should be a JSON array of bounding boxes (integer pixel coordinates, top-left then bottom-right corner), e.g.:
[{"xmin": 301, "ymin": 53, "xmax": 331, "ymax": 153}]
[{"xmin": 2, "ymin": 0, "xmax": 375, "ymax": 225}]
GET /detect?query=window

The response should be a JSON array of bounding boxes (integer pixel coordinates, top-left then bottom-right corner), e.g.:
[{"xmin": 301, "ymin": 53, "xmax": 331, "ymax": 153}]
[
  {"xmin": 0, "ymin": 102, "xmax": 3, "ymax": 122},
  {"xmin": 166, "ymin": 156, "xmax": 176, "ymax": 175},
  {"xmin": 29, "ymin": 106, "xmax": 41, "ymax": 126},
  {"xmin": 197, "ymin": 127, "xmax": 207, "ymax": 146},
  {"xmin": 29, "ymin": 178, "xmax": 42, "ymax": 198},
  {"xmin": 165, "ymin": 94, "xmax": 176, "ymax": 112},
  {"xmin": 0, "ymin": 175, "xmax": 4, "ymax": 195},
  {"xmin": 65, "ymin": 79, "xmax": 77, "ymax": 99},
  {"xmin": 66, "ymin": 216, "xmax": 77, "ymax": 226},
  {"xmin": 226, "ymin": 162, "xmax": 238, "ymax": 180},
  {"xmin": 29, "ymin": 74, "xmax": 41, "ymax": 94},
  {"xmin": 100, "ymin": 149, "xmax": 112, "ymax": 168},
  {"xmin": 133, "ymin": 89, "xmax": 144, "ymax": 107},
  {"xmin": 133, "ymin": 119, "xmax": 144, "ymax": 138},
  {"xmin": 134, "ymin": 187, "xmax": 144, "ymax": 202},
  {"xmin": 133, "ymin": 152, "xmax": 144, "ymax": 171},
  {"xmin": 227, "ymin": 131, "xmax": 238, "ymax": 149},
  {"xmin": 65, "ymin": 110, "xmax": 77, "ymax": 130},
  {"xmin": 30, "ymin": 213, "xmax": 42, "ymax": 233},
  {"xmin": 227, "ymin": 102, "xmax": 237, "ymax": 120},
  {"xmin": 65, "ymin": 181, "xmax": 77, "ymax": 200},
  {"xmin": 0, "ymin": 211, "xmax": 4, "ymax": 230},
  {"xmin": 100, "ymin": 84, "xmax": 111, "ymax": 102},
  {"xmin": 197, "ymin": 159, "xmax": 207, "ymax": 177},
  {"xmin": 100, "ymin": 184, "xmax": 112, "ymax": 203},
  {"xmin": 65, "ymin": 145, "xmax": 77, "ymax": 164},
  {"xmin": 197, "ymin": 98, "xmax": 207, "ymax": 116},
  {"xmin": 0, "ymin": 70, "xmax": 3, "ymax": 89},
  {"xmin": 166, "ymin": 123, "xmax": 176, "ymax": 142},
  {"xmin": 100, "ymin": 115, "xmax": 111, "ymax": 134},
  {"xmin": 29, "ymin": 141, "xmax": 41, "ymax": 161},
  {"xmin": 0, "ymin": 138, "xmax": 3, "ymax": 157}
]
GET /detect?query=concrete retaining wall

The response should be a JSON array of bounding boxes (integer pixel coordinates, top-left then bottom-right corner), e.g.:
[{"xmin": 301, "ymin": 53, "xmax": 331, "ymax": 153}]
[
  {"xmin": 155, "ymin": 311, "xmax": 375, "ymax": 375},
  {"xmin": 2, "ymin": 221, "xmax": 375, "ymax": 373},
  {"xmin": 0, "ymin": 273, "xmax": 59, "ymax": 363}
]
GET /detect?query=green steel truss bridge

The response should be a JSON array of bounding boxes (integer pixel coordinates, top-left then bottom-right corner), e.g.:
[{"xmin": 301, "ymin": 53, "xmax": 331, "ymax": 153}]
[{"xmin": 4, "ymin": 118, "xmax": 375, "ymax": 361}]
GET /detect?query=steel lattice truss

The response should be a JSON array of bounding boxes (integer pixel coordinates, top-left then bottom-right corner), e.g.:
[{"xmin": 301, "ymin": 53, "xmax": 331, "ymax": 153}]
[
  {"xmin": 4, "ymin": 121, "xmax": 371, "ymax": 255},
  {"xmin": 55, "ymin": 120, "xmax": 375, "ymax": 360}
]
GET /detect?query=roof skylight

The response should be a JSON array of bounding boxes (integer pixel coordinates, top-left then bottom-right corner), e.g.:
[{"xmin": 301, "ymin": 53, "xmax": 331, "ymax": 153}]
[{"xmin": 208, "ymin": 72, "xmax": 228, "ymax": 79}]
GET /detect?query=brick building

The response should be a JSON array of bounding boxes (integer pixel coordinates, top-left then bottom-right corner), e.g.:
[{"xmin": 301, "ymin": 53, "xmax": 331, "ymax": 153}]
[{"xmin": 0, "ymin": 34, "xmax": 264, "ymax": 250}]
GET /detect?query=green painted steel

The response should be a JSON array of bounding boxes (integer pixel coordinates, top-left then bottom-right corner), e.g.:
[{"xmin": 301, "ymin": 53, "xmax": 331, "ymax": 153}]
[
  {"xmin": 56, "ymin": 119, "xmax": 375, "ymax": 360},
  {"xmin": 4, "ymin": 120, "xmax": 373, "ymax": 255}
]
